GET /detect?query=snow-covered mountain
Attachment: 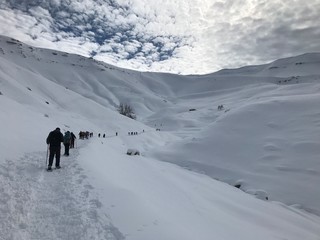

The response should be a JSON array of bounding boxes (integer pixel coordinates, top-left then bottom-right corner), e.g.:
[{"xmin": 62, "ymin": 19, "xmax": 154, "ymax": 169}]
[{"xmin": 1, "ymin": 35, "xmax": 320, "ymax": 240}]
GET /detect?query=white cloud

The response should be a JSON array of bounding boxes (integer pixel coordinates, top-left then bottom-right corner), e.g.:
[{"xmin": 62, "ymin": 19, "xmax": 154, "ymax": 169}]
[{"xmin": 0, "ymin": 0, "xmax": 320, "ymax": 74}]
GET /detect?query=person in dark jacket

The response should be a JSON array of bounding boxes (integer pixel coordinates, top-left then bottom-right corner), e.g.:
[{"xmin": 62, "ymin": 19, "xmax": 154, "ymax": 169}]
[
  {"xmin": 46, "ymin": 127, "xmax": 64, "ymax": 171},
  {"xmin": 63, "ymin": 131, "xmax": 71, "ymax": 156},
  {"xmin": 70, "ymin": 132, "xmax": 76, "ymax": 149}
]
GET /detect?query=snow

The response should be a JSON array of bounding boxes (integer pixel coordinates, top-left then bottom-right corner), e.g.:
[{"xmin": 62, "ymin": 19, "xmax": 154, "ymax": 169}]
[{"xmin": 1, "ymin": 35, "xmax": 320, "ymax": 239}]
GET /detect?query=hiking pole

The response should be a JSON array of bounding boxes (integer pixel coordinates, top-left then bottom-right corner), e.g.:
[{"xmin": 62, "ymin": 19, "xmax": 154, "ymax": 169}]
[{"xmin": 46, "ymin": 144, "xmax": 49, "ymax": 167}]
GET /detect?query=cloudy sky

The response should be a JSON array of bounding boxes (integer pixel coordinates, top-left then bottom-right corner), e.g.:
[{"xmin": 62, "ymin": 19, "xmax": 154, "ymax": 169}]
[{"xmin": 0, "ymin": 0, "xmax": 320, "ymax": 74}]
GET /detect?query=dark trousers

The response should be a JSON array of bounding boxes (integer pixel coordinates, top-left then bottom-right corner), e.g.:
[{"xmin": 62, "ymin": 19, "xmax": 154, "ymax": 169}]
[
  {"xmin": 64, "ymin": 143, "xmax": 70, "ymax": 156},
  {"xmin": 48, "ymin": 146, "xmax": 61, "ymax": 167}
]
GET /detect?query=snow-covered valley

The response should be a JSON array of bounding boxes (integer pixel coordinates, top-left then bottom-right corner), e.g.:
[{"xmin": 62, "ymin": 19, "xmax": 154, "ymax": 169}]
[{"xmin": 1, "ymin": 35, "xmax": 320, "ymax": 240}]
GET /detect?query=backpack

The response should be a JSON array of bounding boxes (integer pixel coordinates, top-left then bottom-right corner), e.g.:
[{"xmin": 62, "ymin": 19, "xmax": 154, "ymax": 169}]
[{"xmin": 64, "ymin": 132, "xmax": 71, "ymax": 144}]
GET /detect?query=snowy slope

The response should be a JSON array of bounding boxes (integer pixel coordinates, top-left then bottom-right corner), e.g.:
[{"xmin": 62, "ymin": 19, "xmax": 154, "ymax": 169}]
[
  {"xmin": 149, "ymin": 55, "xmax": 320, "ymax": 215},
  {"xmin": 1, "ymin": 35, "xmax": 320, "ymax": 240}
]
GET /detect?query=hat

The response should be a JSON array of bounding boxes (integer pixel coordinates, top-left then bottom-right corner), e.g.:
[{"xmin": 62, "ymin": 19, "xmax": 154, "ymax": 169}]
[{"xmin": 56, "ymin": 127, "xmax": 60, "ymax": 131}]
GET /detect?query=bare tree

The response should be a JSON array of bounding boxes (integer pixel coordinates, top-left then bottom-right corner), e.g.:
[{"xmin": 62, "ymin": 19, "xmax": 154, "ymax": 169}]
[{"xmin": 118, "ymin": 103, "xmax": 136, "ymax": 120}]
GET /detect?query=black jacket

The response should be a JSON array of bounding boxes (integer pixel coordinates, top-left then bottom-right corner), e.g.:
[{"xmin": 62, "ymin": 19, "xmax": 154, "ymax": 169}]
[
  {"xmin": 46, "ymin": 129, "xmax": 64, "ymax": 147},
  {"xmin": 71, "ymin": 132, "xmax": 76, "ymax": 140}
]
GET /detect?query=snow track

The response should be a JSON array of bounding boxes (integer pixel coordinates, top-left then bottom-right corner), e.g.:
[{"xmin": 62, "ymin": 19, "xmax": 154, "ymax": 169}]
[{"xmin": 0, "ymin": 141, "xmax": 124, "ymax": 240}]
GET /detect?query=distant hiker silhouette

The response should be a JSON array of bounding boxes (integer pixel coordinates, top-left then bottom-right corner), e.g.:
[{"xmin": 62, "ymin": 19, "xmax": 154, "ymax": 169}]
[
  {"xmin": 218, "ymin": 105, "xmax": 224, "ymax": 110},
  {"xmin": 46, "ymin": 127, "xmax": 64, "ymax": 171},
  {"xmin": 63, "ymin": 131, "xmax": 71, "ymax": 156},
  {"xmin": 70, "ymin": 132, "xmax": 76, "ymax": 149},
  {"xmin": 79, "ymin": 131, "xmax": 83, "ymax": 139},
  {"xmin": 103, "ymin": 133, "xmax": 105, "ymax": 138}
]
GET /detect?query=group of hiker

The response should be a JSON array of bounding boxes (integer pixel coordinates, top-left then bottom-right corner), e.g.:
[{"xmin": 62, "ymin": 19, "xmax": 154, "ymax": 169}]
[
  {"xmin": 98, "ymin": 132, "xmax": 120, "ymax": 138},
  {"xmin": 46, "ymin": 127, "xmax": 147, "ymax": 171},
  {"xmin": 46, "ymin": 128, "xmax": 76, "ymax": 171},
  {"xmin": 217, "ymin": 104, "xmax": 224, "ymax": 110},
  {"xmin": 128, "ymin": 132, "xmax": 138, "ymax": 135},
  {"xmin": 79, "ymin": 131, "xmax": 93, "ymax": 139}
]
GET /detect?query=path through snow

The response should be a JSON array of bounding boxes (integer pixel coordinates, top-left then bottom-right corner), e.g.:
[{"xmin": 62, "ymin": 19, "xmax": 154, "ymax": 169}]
[{"xmin": 0, "ymin": 140, "xmax": 124, "ymax": 240}]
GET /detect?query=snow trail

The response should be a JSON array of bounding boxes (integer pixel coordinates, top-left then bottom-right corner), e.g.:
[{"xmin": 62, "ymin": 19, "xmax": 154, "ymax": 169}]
[{"xmin": 0, "ymin": 140, "xmax": 124, "ymax": 240}]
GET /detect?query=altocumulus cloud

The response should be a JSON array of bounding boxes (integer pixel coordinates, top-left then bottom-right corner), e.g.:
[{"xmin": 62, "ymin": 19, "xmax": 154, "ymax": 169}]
[{"xmin": 0, "ymin": 0, "xmax": 320, "ymax": 74}]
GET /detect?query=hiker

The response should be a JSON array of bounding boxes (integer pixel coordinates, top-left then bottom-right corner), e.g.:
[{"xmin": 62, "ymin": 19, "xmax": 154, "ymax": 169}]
[
  {"xmin": 103, "ymin": 133, "xmax": 105, "ymax": 138},
  {"xmin": 46, "ymin": 127, "xmax": 64, "ymax": 171},
  {"xmin": 98, "ymin": 133, "xmax": 101, "ymax": 138},
  {"xmin": 63, "ymin": 131, "xmax": 71, "ymax": 156},
  {"xmin": 70, "ymin": 132, "xmax": 76, "ymax": 149},
  {"xmin": 218, "ymin": 105, "xmax": 224, "ymax": 110}
]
